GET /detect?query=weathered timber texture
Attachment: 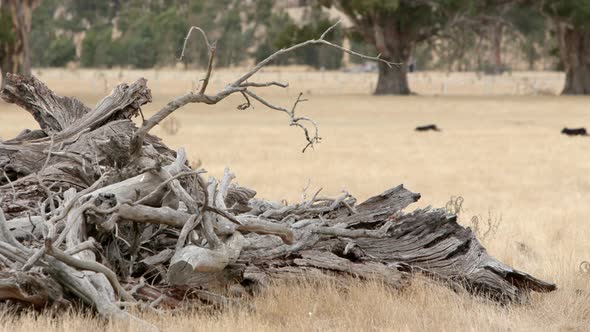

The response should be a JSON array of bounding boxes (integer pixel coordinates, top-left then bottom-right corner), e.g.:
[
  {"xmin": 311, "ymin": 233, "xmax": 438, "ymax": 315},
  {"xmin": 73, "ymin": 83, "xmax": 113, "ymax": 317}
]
[
  {"xmin": 0, "ymin": 74, "xmax": 176, "ymax": 218},
  {"xmin": 0, "ymin": 74, "xmax": 555, "ymax": 328}
]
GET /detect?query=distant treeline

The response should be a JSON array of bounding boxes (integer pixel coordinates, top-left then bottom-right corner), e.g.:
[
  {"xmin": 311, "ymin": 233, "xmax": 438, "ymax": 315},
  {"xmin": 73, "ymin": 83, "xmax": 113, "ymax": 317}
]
[
  {"xmin": 29, "ymin": 0, "xmax": 352, "ymax": 70},
  {"xmin": 28, "ymin": 0, "xmax": 552, "ymax": 72}
]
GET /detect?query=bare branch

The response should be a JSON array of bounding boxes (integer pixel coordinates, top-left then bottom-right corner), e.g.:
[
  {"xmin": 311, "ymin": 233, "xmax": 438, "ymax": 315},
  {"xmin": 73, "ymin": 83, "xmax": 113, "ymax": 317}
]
[
  {"xmin": 320, "ymin": 18, "xmax": 343, "ymax": 40},
  {"xmin": 178, "ymin": 26, "xmax": 213, "ymax": 61},
  {"xmin": 199, "ymin": 41, "xmax": 217, "ymax": 95},
  {"xmin": 237, "ymin": 91, "xmax": 252, "ymax": 110},
  {"xmin": 240, "ymin": 81, "xmax": 289, "ymax": 88},
  {"xmin": 20, "ymin": 173, "xmax": 111, "ymax": 272},
  {"xmin": 243, "ymin": 91, "xmax": 319, "ymax": 151},
  {"xmin": 177, "ymin": 26, "xmax": 217, "ymax": 94},
  {"xmin": 131, "ymin": 22, "xmax": 399, "ymax": 154},
  {"xmin": 232, "ymin": 20, "xmax": 399, "ymax": 86}
]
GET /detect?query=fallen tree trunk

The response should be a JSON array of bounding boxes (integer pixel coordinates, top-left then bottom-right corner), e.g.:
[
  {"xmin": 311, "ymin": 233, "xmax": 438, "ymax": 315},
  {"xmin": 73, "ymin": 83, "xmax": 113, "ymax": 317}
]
[
  {"xmin": 0, "ymin": 23, "xmax": 555, "ymax": 327},
  {"xmin": 0, "ymin": 74, "xmax": 555, "ymax": 321}
]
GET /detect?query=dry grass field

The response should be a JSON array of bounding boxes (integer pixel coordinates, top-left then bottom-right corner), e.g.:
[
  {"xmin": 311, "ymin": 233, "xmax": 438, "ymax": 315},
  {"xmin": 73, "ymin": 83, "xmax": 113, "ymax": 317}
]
[{"xmin": 0, "ymin": 69, "xmax": 589, "ymax": 331}]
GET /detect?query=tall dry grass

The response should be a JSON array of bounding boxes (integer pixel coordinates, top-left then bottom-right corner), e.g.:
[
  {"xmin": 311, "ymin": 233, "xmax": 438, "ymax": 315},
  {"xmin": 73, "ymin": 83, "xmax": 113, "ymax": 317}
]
[
  {"xmin": 0, "ymin": 69, "xmax": 589, "ymax": 331},
  {"xmin": 1, "ymin": 277, "xmax": 588, "ymax": 331}
]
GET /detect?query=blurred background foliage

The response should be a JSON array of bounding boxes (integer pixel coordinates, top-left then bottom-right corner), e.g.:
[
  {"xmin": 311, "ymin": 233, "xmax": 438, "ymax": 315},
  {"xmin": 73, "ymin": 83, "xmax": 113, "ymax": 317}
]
[{"xmin": 20, "ymin": 0, "xmax": 559, "ymax": 72}]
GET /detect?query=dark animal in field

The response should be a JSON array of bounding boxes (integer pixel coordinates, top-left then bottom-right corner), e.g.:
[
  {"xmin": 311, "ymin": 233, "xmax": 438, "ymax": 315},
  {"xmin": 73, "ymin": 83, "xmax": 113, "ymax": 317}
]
[
  {"xmin": 561, "ymin": 127, "xmax": 588, "ymax": 136},
  {"xmin": 415, "ymin": 124, "xmax": 441, "ymax": 132}
]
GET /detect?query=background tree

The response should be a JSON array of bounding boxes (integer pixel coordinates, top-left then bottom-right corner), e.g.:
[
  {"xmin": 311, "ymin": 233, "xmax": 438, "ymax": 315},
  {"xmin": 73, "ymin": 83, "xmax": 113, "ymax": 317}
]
[
  {"xmin": 0, "ymin": 4, "xmax": 16, "ymax": 89},
  {"xmin": 317, "ymin": 0, "xmax": 473, "ymax": 95},
  {"xmin": 1, "ymin": 0, "xmax": 562, "ymax": 90},
  {"xmin": 505, "ymin": 3, "xmax": 548, "ymax": 70},
  {"xmin": 5, "ymin": 0, "xmax": 43, "ymax": 76},
  {"xmin": 475, "ymin": 1, "xmax": 516, "ymax": 74},
  {"xmin": 0, "ymin": 0, "xmax": 42, "ymax": 88},
  {"xmin": 542, "ymin": 1, "xmax": 590, "ymax": 95},
  {"xmin": 440, "ymin": 1, "xmax": 548, "ymax": 74}
]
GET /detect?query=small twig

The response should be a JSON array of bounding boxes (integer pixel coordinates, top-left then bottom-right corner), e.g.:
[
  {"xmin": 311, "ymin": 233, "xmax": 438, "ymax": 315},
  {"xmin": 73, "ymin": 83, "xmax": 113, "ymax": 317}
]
[
  {"xmin": 178, "ymin": 26, "xmax": 217, "ymax": 95},
  {"xmin": 237, "ymin": 91, "xmax": 252, "ymax": 110},
  {"xmin": 244, "ymin": 90, "xmax": 319, "ymax": 152},
  {"xmin": 199, "ymin": 41, "xmax": 217, "ymax": 95},
  {"xmin": 232, "ymin": 20, "xmax": 399, "ymax": 87},
  {"xmin": 178, "ymin": 26, "xmax": 213, "ymax": 61},
  {"xmin": 305, "ymin": 188, "xmax": 324, "ymax": 207},
  {"xmin": 240, "ymin": 81, "xmax": 288, "ymax": 88},
  {"xmin": 320, "ymin": 18, "xmax": 342, "ymax": 40},
  {"xmin": 27, "ymin": 214, "xmax": 38, "ymax": 237}
]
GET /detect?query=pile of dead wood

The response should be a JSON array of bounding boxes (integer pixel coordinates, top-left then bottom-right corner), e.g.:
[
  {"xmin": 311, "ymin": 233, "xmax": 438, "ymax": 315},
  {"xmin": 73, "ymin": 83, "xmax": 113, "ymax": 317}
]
[{"xmin": 0, "ymin": 25, "xmax": 555, "ymax": 329}]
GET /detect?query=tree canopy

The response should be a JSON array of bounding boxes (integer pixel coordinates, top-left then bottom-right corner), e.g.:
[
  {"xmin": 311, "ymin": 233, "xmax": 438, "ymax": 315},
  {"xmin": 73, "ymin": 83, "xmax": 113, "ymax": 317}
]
[
  {"xmin": 542, "ymin": 0, "xmax": 590, "ymax": 28},
  {"xmin": 318, "ymin": 0, "xmax": 478, "ymax": 94},
  {"xmin": 2, "ymin": 0, "xmax": 588, "ymax": 94}
]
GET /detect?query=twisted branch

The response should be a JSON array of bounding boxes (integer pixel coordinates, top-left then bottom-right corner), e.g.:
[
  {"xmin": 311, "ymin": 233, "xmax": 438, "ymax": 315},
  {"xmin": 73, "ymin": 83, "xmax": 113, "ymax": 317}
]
[{"xmin": 131, "ymin": 20, "xmax": 399, "ymax": 155}]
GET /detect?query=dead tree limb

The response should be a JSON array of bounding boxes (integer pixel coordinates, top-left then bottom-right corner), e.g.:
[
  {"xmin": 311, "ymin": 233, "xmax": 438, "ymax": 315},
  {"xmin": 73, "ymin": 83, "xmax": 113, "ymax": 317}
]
[{"xmin": 132, "ymin": 21, "xmax": 399, "ymax": 156}]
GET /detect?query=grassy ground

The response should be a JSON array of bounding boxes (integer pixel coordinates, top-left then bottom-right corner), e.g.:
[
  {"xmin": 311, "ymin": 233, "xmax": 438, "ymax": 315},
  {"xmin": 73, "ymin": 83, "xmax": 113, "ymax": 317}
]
[{"xmin": 1, "ymin": 69, "xmax": 589, "ymax": 331}]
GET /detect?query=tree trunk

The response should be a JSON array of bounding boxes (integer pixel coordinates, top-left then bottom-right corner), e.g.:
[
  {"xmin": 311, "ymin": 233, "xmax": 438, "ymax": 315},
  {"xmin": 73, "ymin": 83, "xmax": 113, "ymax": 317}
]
[
  {"xmin": 20, "ymin": 23, "xmax": 30, "ymax": 77},
  {"xmin": 491, "ymin": 23, "xmax": 504, "ymax": 74},
  {"xmin": 0, "ymin": 2, "xmax": 13, "ymax": 89},
  {"xmin": 375, "ymin": 61, "xmax": 410, "ymax": 95},
  {"xmin": 19, "ymin": 0, "xmax": 38, "ymax": 77},
  {"xmin": 326, "ymin": 3, "xmax": 414, "ymax": 95},
  {"xmin": 0, "ymin": 50, "xmax": 12, "ymax": 89},
  {"xmin": 3, "ymin": 0, "xmax": 40, "ymax": 79},
  {"xmin": 372, "ymin": 27, "xmax": 413, "ymax": 95},
  {"xmin": 557, "ymin": 23, "xmax": 590, "ymax": 95}
]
